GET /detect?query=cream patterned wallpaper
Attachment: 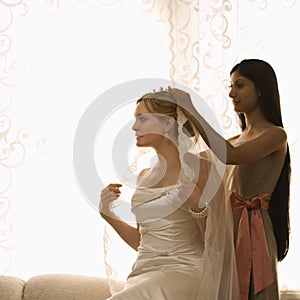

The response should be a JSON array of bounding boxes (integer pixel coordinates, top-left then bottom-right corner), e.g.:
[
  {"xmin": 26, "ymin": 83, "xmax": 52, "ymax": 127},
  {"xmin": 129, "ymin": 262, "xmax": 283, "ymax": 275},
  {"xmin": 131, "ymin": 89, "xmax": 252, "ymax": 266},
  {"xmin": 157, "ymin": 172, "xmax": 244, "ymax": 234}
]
[{"xmin": 0, "ymin": 0, "xmax": 299, "ymax": 290}]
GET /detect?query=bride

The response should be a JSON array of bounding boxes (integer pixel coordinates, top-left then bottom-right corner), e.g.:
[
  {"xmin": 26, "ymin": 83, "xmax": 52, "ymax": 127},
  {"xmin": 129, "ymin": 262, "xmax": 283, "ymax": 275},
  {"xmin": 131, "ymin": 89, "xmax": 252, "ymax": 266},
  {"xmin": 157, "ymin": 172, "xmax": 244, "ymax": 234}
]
[{"xmin": 99, "ymin": 88, "xmax": 240, "ymax": 300}]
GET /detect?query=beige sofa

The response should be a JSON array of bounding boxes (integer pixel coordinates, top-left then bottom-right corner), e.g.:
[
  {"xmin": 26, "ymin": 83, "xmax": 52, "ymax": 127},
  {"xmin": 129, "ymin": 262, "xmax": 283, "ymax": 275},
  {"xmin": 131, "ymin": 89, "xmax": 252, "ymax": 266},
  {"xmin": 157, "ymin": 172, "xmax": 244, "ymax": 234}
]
[
  {"xmin": 0, "ymin": 274, "xmax": 124, "ymax": 300},
  {"xmin": 2, "ymin": 274, "xmax": 299, "ymax": 300}
]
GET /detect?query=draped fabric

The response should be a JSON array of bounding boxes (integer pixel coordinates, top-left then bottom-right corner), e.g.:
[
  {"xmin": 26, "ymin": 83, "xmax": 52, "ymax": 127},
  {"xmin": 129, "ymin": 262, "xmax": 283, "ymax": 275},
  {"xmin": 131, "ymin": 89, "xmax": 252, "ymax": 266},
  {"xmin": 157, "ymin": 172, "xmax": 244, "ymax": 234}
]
[{"xmin": 150, "ymin": 0, "xmax": 298, "ymax": 137}]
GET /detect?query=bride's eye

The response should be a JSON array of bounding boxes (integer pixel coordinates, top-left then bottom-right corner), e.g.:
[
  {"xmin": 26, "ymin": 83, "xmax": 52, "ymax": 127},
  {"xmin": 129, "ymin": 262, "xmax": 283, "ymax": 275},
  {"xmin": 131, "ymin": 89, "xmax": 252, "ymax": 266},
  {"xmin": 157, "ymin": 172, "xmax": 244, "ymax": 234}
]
[{"xmin": 138, "ymin": 116, "xmax": 147, "ymax": 122}]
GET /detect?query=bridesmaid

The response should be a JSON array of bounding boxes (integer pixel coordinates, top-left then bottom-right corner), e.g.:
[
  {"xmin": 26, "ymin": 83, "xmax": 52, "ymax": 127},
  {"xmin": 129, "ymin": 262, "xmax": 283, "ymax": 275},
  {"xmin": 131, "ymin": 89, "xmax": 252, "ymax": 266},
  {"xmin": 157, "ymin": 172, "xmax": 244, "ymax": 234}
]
[{"xmin": 175, "ymin": 58, "xmax": 291, "ymax": 300}]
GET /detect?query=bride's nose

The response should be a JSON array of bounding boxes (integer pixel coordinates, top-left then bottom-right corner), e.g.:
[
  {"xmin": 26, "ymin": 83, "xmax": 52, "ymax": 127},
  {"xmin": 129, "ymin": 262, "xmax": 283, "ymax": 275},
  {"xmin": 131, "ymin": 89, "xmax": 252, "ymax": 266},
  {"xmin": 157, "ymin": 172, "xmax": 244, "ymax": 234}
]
[{"xmin": 132, "ymin": 120, "xmax": 138, "ymax": 131}]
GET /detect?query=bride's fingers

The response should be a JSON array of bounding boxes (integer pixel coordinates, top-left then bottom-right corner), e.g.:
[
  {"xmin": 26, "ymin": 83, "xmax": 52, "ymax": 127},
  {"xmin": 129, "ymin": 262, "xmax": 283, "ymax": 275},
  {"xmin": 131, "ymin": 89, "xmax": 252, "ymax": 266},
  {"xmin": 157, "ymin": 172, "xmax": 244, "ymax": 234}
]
[
  {"xmin": 101, "ymin": 186, "xmax": 121, "ymax": 203},
  {"xmin": 108, "ymin": 183, "xmax": 122, "ymax": 194},
  {"xmin": 108, "ymin": 183, "xmax": 122, "ymax": 187}
]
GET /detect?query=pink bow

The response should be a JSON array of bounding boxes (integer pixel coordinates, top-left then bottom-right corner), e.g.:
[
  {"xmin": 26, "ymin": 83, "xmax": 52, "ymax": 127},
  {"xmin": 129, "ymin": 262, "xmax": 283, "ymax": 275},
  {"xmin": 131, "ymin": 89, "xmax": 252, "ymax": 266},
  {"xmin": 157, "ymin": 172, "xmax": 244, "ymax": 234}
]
[{"xmin": 230, "ymin": 192, "xmax": 274, "ymax": 300}]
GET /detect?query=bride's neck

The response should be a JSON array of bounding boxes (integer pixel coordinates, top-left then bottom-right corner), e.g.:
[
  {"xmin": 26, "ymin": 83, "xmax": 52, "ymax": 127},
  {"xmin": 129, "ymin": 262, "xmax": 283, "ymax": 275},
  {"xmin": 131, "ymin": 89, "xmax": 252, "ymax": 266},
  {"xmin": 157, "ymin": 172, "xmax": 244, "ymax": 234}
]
[{"xmin": 155, "ymin": 145, "xmax": 180, "ymax": 171}]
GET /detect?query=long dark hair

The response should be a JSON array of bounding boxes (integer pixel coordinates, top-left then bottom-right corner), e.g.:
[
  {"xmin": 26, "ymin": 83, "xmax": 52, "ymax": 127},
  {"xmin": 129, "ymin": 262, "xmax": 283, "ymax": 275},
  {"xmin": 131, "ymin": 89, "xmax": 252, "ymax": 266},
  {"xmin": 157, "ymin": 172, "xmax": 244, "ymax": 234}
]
[{"xmin": 230, "ymin": 59, "xmax": 291, "ymax": 261}]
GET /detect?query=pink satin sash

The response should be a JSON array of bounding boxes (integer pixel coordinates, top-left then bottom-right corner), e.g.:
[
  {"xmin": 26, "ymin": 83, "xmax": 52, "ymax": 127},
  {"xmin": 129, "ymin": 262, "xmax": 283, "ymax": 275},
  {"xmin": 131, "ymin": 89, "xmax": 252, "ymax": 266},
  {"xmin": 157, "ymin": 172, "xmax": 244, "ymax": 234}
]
[{"xmin": 230, "ymin": 192, "xmax": 274, "ymax": 300}]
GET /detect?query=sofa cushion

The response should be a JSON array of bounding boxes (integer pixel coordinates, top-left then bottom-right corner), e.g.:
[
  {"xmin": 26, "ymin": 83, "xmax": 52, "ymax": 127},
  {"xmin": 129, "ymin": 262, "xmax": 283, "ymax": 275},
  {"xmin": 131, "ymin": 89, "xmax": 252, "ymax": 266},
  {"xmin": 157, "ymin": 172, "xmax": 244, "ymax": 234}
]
[
  {"xmin": 23, "ymin": 274, "xmax": 123, "ymax": 300},
  {"xmin": 0, "ymin": 275, "xmax": 25, "ymax": 300}
]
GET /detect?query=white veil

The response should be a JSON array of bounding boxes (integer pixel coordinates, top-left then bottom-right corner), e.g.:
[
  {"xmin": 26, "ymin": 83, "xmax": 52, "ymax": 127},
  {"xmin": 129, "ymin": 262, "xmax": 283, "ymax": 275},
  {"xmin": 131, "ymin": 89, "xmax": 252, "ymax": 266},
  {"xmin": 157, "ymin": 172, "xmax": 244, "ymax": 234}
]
[
  {"xmin": 176, "ymin": 104, "xmax": 240, "ymax": 300},
  {"xmin": 197, "ymin": 152, "xmax": 240, "ymax": 299}
]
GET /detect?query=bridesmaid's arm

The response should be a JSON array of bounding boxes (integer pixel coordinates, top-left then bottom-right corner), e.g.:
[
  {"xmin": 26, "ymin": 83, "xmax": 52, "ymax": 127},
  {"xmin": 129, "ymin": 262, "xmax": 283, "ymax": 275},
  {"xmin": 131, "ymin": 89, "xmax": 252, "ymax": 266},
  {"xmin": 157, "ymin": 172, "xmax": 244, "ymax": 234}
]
[
  {"xmin": 173, "ymin": 88, "xmax": 287, "ymax": 164},
  {"xmin": 186, "ymin": 107, "xmax": 287, "ymax": 164}
]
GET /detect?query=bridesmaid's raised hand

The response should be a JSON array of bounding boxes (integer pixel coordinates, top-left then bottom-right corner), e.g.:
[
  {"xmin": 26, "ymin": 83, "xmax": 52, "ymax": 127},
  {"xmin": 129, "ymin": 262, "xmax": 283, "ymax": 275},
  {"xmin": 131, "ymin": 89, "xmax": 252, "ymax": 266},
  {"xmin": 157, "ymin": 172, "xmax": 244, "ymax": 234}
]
[{"xmin": 168, "ymin": 87, "xmax": 196, "ymax": 115}]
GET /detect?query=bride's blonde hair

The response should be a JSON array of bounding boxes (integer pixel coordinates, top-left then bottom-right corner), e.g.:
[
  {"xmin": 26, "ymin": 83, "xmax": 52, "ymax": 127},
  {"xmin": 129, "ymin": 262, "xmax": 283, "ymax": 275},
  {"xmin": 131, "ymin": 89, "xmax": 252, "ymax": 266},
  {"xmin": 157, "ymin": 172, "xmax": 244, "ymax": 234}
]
[{"xmin": 137, "ymin": 90, "xmax": 199, "ymax": 142}]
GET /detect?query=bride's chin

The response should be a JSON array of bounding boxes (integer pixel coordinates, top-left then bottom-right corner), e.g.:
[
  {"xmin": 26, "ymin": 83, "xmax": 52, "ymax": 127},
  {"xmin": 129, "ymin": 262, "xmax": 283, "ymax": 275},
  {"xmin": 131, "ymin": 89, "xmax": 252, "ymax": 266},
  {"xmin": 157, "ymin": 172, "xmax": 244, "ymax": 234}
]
[
  {"xmin": 136, "ymin": 136, "xmax": 145, "ymax": 146},
  {"xmin": 136, "ymin": 140, "xmax": 151, "ymax": 148},
  {"xmin": 136, "ymin": 140, "xmax": 145, "ymax": 147}
]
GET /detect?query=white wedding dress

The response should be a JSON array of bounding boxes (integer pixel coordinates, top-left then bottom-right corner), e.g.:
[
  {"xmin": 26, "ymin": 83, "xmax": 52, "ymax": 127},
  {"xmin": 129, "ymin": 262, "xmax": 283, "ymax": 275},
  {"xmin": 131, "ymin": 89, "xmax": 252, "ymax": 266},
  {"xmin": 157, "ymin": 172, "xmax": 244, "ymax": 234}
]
[{"xmin": 107, "ymin": 156, "xmax": 240, "ymax": 300}]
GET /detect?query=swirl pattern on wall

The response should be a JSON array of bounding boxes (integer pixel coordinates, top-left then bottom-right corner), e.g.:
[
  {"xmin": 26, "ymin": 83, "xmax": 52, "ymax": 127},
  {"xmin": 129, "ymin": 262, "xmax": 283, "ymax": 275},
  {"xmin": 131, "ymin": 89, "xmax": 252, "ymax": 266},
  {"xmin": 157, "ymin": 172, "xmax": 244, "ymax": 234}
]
[
  {"xmin": 150, "ymin": 0, "xmax": 297, "ymax": 136},
  {"xmin": 0, "ymin": 0, "xmax": 28, "ymax": 274}
]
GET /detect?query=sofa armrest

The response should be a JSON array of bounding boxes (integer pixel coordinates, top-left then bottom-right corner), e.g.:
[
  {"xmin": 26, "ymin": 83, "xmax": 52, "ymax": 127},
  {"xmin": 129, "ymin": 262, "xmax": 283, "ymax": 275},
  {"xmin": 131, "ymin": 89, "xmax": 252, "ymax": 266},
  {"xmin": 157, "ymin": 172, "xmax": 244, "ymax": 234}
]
[
  {"xmin": 0, "ymin": 275, "xmax": 25, "ymax": 300},
  {"xmin": 23, "ymin": 274, "xmax": 123, "ymax": 300}
]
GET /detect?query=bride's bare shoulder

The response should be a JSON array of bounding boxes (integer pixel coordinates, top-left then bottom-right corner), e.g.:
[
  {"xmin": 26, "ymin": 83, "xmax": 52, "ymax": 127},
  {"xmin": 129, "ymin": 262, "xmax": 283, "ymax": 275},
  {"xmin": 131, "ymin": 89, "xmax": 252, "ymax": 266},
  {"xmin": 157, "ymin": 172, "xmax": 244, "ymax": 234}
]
[
  {"xmin": 136, "ymin": 168, "xmax": 151, "ymax": 185},
  {"xmin": 138, "ymin": 168, "xmax": 151, "ymax": 177}
]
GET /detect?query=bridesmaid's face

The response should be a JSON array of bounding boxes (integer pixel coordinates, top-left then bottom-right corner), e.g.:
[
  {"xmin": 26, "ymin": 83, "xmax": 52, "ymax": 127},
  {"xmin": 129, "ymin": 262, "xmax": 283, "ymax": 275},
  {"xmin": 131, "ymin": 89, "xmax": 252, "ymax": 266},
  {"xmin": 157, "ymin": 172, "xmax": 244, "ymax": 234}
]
[
  {"xmin": 132, "ymin": 101, "xmax": 167, "ymax": 148},
  {"xmin": 228, "ymin": 71, "xmax": 260, "ymax": 114}
]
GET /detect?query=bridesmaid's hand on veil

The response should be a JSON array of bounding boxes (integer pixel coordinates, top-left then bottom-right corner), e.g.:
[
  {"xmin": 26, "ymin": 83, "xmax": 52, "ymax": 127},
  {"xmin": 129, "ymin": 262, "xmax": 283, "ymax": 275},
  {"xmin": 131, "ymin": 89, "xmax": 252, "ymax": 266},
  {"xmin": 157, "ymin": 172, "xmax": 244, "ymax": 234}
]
[
  {"xmin": 168, "ymin": 87, "xmax": 196, "ymax": 115},
  {"xmin": 99, "ymin": 183, "xmax": 122, "ymax": 218}
]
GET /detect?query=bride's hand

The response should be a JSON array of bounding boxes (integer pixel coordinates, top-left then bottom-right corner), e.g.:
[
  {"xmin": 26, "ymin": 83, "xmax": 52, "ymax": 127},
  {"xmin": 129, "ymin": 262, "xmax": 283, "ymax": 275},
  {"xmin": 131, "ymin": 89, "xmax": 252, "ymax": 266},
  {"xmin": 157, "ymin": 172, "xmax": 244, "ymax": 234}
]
[{"xmin": 99, "ymin": 183, "xmax": 122, "ymax": 218}]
